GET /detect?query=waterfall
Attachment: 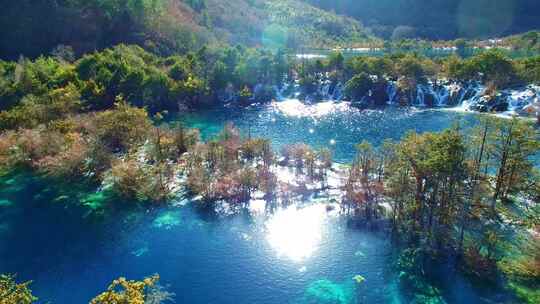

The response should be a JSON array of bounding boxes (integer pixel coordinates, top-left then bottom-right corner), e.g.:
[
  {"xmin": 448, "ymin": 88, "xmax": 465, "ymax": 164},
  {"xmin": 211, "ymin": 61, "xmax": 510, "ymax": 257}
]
[
  {"xmin": 523, "ymin": 97, "xmax": 540, "ymax": 118},
  {"xmin": 332, "ymin": 82, "xmax": 344, "ymax": 101},
  {"xmin": 279, "ymin": 74, "xmax": 539, "ymax": 118},
  {"xmin": 273, "ymin": 83, "xmax": 291, "ymax": 101},
  {"xmin": 452, "ymin": 82, "xmax": 485, "ymax": 111},
  {"xmin": 416, "ymin": 85, "xmax": 426, "ymax": 106},
  {"xmin": 320, "ymin": 81, "xmax": 331, "ymax": 99},
  {"xmin": 386, "ymin": 82, "xmax": 398, "ymax": 104},
  {"xmin": 273, "ymin": 85, "xmax": 283, "ymax": 101},
  {"xmin": 506, "ymin": 86, "xmax": 538, "ymax": 114},
  {"xmin": 411, "ymin": 82, "xmax": 452, "ymax": 107},
  {"xmin": 432, "ymin": 84, "xmax": 450, "ymax": 106},
  {"xmin": 445, "ymin": 82, "xmax": 466, "ymax": 106}
]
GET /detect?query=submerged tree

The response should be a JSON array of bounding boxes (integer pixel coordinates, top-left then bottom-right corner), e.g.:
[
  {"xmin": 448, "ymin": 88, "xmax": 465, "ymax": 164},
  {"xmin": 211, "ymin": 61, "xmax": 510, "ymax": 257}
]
[
  {"xmin": 386, "ymin": 127, "xmax": 468, "ymax": 248},
  {"xmin": 344, "ymin": 141, "xmax": 382, "ymax": 219},
  {"xmin": 488, "ymin": 118, "xmax": 540, "ymax": 208},
  {"xmin": 92, "ymin": 98, "xmax": 152, "ymax": 152},
  {"xmin": 110, "ymin": 155, "xmax": 175, "ymax": 203}
]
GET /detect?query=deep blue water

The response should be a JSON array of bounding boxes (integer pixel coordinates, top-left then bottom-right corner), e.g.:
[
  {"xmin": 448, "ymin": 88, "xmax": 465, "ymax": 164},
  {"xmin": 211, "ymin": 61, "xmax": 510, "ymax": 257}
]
[{"xmin": 1, "ymin": 101, "xmax": 510, "ymax": 303}]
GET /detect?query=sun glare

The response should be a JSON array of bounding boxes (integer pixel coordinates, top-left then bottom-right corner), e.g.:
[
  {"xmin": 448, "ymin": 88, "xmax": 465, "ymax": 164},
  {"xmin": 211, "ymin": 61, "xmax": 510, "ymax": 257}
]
[{"xmin": 266, "ymin": 204, "xmax": 328, "ymax": 262}]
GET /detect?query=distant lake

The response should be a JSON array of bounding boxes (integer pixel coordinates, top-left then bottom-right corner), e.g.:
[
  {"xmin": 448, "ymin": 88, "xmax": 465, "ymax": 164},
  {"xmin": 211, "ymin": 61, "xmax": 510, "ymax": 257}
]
[{"xmin": 295, "ymin": 47, "xmax": 540, "ymax": 59}]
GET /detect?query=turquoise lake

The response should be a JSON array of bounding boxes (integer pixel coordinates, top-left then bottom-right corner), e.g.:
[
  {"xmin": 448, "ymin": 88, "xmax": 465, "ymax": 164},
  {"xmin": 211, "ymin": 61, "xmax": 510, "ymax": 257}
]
[{"xmin": 0, "ymin": 100, "xmax": 514, "ymax": 303}]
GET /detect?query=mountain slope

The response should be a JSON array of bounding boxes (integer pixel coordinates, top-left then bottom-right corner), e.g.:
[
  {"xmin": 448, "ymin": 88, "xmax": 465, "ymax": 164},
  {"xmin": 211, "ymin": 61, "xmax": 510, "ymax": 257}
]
[
  {"xmin": 204, "ymin": 0, "xmax": 376, "ymax": 48},
  {"xmin": 0, "ymin": 0, "xmax": 374, "ymax": 60},
  {"xmin": 264, "ymin": 0, "xmax": 373, "ymax": 49},
  {"xmin": 306, "ymin": 0, "xmax": 540, "ymax": 40}
]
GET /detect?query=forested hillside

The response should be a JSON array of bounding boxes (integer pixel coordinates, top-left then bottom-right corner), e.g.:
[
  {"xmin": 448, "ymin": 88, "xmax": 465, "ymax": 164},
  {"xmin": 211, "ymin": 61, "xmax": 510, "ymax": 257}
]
[
  {"xmin": 503, "ymin": 31, "xmax": 540, "ymax": 52},
  {"xmin": 307, "ymin": 0, "xmax": 540, "ymax": 40},
  {"xmin": 0, "ymin": 0, "xmax": 373, "ymax": 60}
]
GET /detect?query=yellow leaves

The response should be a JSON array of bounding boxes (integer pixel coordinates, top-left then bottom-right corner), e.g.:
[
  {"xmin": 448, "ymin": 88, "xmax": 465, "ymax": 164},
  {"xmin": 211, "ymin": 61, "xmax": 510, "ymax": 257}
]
[
  {"xmin": 90, "ymin": 274, "xmax": 159, "ymax": 304},
  {"xmin": 173, "ymin": 74, "xmax": 207, "ymax": 98},
  {"xmin": 239, "ymin": 86, "xmax": 252, "ymax": 98},
  {"xmin": 0, "ymin": 274, "xmax": 37, "ymax": 304},
  {"xmin": 84, "ymin": 79, "xmax": 106, "ymax": 97},
  {"xmin": 159, "ymin": 134, "xmax": 175, "ymax": 148},
  {"xmin": 64, "ymin": 131, "xmax": 84, "ymax": 145},
  {"xmin": 48, "ymin": 118, "xmax": 78, "ymax": 134},
  {"xmin": 48, "ymin": 84, "xmax": 81, "ymax": 105},
  {"xmin": 142, "ymin": 275, "xmax": 158, "ymax": 286}
]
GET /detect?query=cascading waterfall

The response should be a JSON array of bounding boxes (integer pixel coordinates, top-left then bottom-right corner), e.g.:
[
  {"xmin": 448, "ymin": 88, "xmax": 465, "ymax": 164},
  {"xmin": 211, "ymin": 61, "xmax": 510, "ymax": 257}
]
[
  {"xmin": 446, "ymin": 82, "xmax": 468, "ymax": 106},
  {"xmin": 273, "ymin": 85, "xmax": 283, "ymax": 101},
  {"xmin": 451, "ymin": 83, "xmax": 485, "ymax": 110},
  {"xmin": 432, "ymin": 83, "xmax": 450, "ymax": 106},
  {"xmin": 378, "ymin": 80, "xmax": 537, "ymax": 116},
  {"xmin": 386, "ymin": 82, "xmax": 398, "ymax": 104},
  {"xmin": 415, "ymin": 85, "xmax": 426, "ymax": 107},
  {"xmin": 507, "ymin": 86, "xmax": 539, "ymax": 113},
  {"xmin": 271, "ymin": 78, "xmax": 539, "ymax": 119},
  {"xmin": 273, "ymin": 83, "xmax": 291, "ymax": 101},
  {"xmin": 320, "ymin": 81, "xmax": 331, "ymax": 99},
  {"xmin": 332, "ymin": 82, "xmax": 344, "ymax": 101}
]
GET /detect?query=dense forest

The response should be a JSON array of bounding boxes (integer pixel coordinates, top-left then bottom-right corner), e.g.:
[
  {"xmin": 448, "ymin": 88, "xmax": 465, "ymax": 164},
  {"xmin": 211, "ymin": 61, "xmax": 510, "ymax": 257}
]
[{"xmin": 307, "ymin": 0, "xmax": 540, "ymax": 40}]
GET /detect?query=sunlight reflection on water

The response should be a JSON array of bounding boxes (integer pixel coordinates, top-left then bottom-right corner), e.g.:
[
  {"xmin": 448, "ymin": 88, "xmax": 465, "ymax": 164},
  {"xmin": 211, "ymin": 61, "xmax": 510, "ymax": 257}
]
[
  {"xmin": 272, "ymin": 99, "xmax": 352, "ymax": 118},
  {"xmin": 266, "ymin": 204, "xmax": 332, "ymax": 262}
]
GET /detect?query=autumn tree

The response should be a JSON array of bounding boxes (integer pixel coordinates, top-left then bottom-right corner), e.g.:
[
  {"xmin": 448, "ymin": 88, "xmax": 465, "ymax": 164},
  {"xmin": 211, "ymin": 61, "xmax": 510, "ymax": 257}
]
[
  {"xmin": 0, "ymin": 274, "xmax": 37, "ymax": 304},
  {"xmin": 386, "ymin": 128, "xmax": 468, "ymax": 248},
  {"xmin": 92, "ymin": 98, "xmax": 151, "ymax": 152},
  {"xmin": 489, "ymin": 118, "xmax": 540, "ymax": 209},
  {"xmin": 90, "ymin": 274, "xmax": 174, "ymax": 304}
]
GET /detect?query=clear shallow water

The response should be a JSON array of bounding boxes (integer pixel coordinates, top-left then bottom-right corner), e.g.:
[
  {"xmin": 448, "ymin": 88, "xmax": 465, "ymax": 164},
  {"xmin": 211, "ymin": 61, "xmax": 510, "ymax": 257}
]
[{"xmin": 1, "ymin": 101, "xmax": 509, "ymax": 303}]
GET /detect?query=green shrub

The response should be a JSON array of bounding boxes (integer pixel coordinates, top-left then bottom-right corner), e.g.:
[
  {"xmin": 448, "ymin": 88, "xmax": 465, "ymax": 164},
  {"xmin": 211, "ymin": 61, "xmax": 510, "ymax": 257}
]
[{"xmin": 344, "ymin": 73, "xmax": 373, "ymax": 101}]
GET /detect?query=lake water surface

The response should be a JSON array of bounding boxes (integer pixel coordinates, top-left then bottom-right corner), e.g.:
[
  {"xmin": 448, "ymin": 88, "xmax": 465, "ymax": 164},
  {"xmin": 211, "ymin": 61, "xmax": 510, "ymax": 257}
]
[{"xmin": 0, "ymin": 100, "xmax": 512, "ymax": 303}]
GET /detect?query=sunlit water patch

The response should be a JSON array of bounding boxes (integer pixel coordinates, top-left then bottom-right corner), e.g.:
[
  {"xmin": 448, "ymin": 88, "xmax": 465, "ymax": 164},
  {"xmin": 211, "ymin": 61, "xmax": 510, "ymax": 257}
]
[
  {"xmin": 272, "ymin": 99, "xmax": 352, "ymax": 118},
  {"xmin": 266, "ymin": 204, "xmax": 331, "ymax": 262}
]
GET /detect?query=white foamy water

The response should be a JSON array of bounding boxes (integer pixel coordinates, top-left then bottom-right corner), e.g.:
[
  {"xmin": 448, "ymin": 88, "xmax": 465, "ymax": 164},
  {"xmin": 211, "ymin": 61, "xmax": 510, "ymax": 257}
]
[{"xmin": 295, "ymin": 54, "xmax": 327, "ymax": 59}]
